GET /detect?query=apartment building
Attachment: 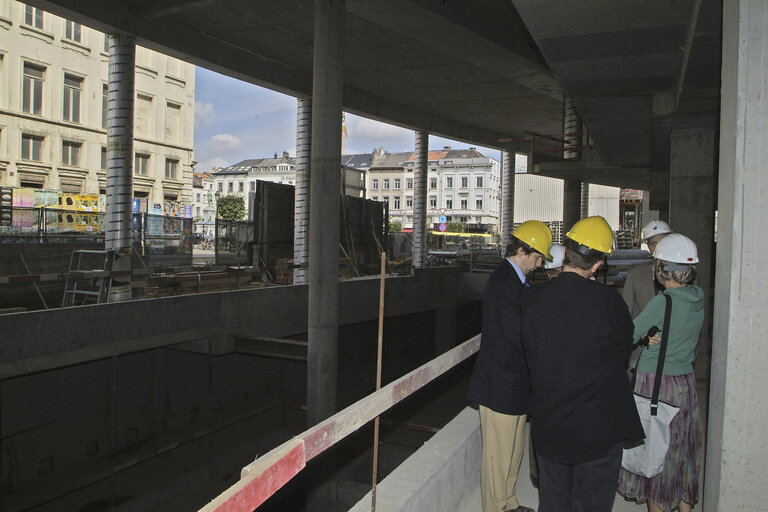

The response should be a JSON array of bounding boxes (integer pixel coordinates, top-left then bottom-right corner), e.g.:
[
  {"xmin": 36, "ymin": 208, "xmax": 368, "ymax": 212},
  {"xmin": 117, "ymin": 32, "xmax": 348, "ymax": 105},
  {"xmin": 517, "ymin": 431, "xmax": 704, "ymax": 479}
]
[
  {"xmin": 0, "ymin": 0, "xmax": 195, "ymax": 208},
  {"xmin": 212, "ymin": 151, "xmax": 366, "ymax": 218},
  {"xmin": 365, "ymin": 146, "xmax": 501, "ymax": 232}
]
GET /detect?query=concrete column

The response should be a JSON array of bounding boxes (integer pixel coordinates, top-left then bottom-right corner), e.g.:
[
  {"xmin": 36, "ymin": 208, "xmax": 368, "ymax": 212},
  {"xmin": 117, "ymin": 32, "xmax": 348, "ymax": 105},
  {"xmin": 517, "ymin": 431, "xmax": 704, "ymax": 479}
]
[
  {"xmin": 562, "ymin": 179, "xmax": 581, "ymax": 234},
  {"xmin": 500, "ymin": 151, "xmax": 515, "ymax": 254},
  {"xmin": 106, "ymin": 34, "xmax": 135, "ymax": 302},
  {"xmin": 294, "ymin": 97, "xmax": 311, "ymax": 285},
  {"xmin": 307, "ymin": 0, "xmax": 344, "ymax": 427},
  {"xmin": 412, "ymin": 131, "xmax": 428, "ymax": 268},
  {"xmin": 706, "ymin": 1, "xmax": 768, "ymax": 510},
  {"xmin": 563, "ymin": 98, "xmax": 589, "ymax": 222},
  {"xmin": 669, "ymin": 128, "xmax": 716, "ymax": 379}
]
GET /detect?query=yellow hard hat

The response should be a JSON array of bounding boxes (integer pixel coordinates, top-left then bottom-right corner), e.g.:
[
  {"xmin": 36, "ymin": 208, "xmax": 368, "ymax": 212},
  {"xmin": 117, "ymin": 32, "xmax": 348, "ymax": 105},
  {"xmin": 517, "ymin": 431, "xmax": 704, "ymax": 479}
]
[
  {"xmin": 565, "ymin": 216, "xmax": 614, "ymax": 254},
  {"xmin": 512, "ymin": 220, "xmax": 553, "ymax": 259}
]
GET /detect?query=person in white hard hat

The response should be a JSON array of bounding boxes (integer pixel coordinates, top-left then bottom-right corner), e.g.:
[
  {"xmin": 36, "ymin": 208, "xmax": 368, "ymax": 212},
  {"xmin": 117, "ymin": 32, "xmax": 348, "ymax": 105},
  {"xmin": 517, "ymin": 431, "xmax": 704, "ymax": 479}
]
[
  {"xmin": 543, "ymin": 243, "xmax": 565, "ymax": 279},
  {"xmin": 622, "ymin": 220, "xmax": 673, "ymax": 318},
  {"xmin": 618, "ymin": 233, "xmax": 704, "ymax": 512}
]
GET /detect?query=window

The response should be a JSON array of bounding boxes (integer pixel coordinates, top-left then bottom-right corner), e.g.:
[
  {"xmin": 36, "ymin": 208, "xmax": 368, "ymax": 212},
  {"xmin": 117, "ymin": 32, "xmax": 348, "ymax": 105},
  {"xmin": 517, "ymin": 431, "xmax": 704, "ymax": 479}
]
[
  {"xmin": 429, "ymin": 196, "xmax": 437, "ymax": 209},
  {"xmin": 135, "ymin": 94, "xmax": 153, "ymax": 137},
  {"xmin": 103, "ymin": 34, "xmax": 109, "ymax": 53},
  {"xmin": 134, "ymin": 154, "xmax": 149, "ymax": 176},
  {"xmin": 102, "ymin": 84, "xmax": 108, "ymax": 128},
  {"xmin": 61, "ymin": 141, "xmax": 81, "ymax": 166},
  {"xmin": 372, "ymin": 196, "xmax": 378, "ymax": 201},
  {"xmin": 165, "ymin": 159, "xmax": 178, "ymax": 179},
  {"xmin": 22, "ymin": 63, "xmax": 44, "ymax": 115},
  {"xmin": 371, "ymin": 178, "xmax": 378, "ymax": 190},
  {"xmin": 461, "ymin": 176, "xmax": 468, "ymax": 188},
  {"xmin": 164, "ymin": 102, "xmax": 181, "ymax": 143},
  {"xmin": 476, "ymin": 176, "xmax": 484, "ymax": 187},
  {"xmin": 460, "ymin": 216, "xmax": 468, "ymax": 223},
  {"xmin": 383, "ymin": 196, "xmax": 389, "ymax": 207},
  {"xmin": 62, "ymin": 74, "xmax": 82, "ymax": 123},
  {"xmin": 406, "ymin": 196, "xmax": 413, "ymax": 208},
  {"xmin": 64, "ymin": 20, "xmax": 81, "ymax": 42},
  {"xmin": 100, "ymin": 147, "xmax": 107, "ymax": 170},
  {"xmin": 460, "ymin": 197, "xmax": 468, "ymax": 209},
  {"xmin": 476, "ymin": 198, "xmax": 483, "ymax": 209},
  {"xmin": 250, "ymin": 182, "xmax": 256, "ymax": 192},
  {"xmin": 24, "ymin": 5, "xmax": 43, "ymax": 28},
  {"xmin": 21, "ymin": 134, "xmax": 43, "ymax": 161},
  {"xmin": 228, "ymin": 182, "xmax": 233, "ymax": 192},
  {"xmin": 383, "ymin": 179, "xmax": 390, "ymax": 190},
  {"xmin": 394, "ymin": 178, "xmax": 401, "ymax": 190},
  {"xmin": 446, "ymin": 198, "xmax": 453, "ymax": 209},
  {"xmin": 196, "ymin": 193, "xmax": 201, "ymax": 202},
  {"xmin": 238, "ymin": 182, "xmax": 244, "ymax": 192},
  {"xmin": 406, "ymin": 178, "xmax": 413, "ymax": 189},
  {"xmin": 196, "ymin": 206, "xmax": 201, "ymax": 217},
  {"xmin": 218, "ymin": 182, "xmax": 223, "ymax": 192},
  {"xmin": 446, "ymin": 177, "xmax": 453, "ymax": 188},
  {"xmin": 393, "ymin": 196, "xmax": 401, "ymax": 209},
  {"xmin": 430, "ymin": 177, "xmax": 437, "ymax": 189}
]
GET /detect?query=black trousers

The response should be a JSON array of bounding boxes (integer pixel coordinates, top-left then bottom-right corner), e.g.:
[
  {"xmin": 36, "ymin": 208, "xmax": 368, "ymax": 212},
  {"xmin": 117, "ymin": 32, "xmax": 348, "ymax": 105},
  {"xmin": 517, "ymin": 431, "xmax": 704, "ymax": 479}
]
[{"xmin": 537, "ymin": 442, "xmax": 623, "ymax": 512}]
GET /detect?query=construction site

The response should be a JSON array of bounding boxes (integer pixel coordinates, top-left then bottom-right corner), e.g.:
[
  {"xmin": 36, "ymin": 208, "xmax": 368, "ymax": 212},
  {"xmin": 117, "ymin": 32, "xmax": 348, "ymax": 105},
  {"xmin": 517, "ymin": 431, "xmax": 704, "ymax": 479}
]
[{"xmin": 0, "ymin": 0, "xmax": 766, "ymax": 511}]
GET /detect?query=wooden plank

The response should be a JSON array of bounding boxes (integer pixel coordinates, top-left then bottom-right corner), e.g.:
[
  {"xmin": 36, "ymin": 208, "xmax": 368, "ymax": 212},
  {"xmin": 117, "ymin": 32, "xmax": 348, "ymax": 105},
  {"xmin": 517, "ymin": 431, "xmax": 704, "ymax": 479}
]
[
  {"xmin": 199, "ymin": 439, "xmax": 306, "ymax": 512},
  {"xmin": 199, "ymin": 334, "xmax": 481, "ymax": 512}
]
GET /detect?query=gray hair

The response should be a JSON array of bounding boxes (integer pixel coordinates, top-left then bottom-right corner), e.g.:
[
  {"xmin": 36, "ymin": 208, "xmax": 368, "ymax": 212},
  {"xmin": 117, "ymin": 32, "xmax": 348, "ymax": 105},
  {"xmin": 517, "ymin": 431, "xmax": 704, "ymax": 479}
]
[{"xmin": 654, "ymin": 258, "xmax": 696, "ymax": 285}]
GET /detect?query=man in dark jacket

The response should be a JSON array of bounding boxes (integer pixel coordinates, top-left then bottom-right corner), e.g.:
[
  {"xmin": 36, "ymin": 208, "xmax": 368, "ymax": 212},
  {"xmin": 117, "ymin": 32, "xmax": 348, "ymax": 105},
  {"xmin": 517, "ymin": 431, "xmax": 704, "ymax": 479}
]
[
  {"xmin": 521, "ymin": 216, "xmax": 644, "ymax": 512},
  {"xmin": 468, "ymin": 220, "xmax": 552, "ymax": 512}
]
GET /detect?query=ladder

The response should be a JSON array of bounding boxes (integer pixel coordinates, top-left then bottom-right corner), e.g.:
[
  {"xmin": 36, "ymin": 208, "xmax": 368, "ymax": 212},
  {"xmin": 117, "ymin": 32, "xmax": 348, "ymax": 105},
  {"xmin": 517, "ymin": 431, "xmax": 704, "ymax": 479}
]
[{"xmin": 61, "ymin": 250, "xmax": 114, "ymax": 307}]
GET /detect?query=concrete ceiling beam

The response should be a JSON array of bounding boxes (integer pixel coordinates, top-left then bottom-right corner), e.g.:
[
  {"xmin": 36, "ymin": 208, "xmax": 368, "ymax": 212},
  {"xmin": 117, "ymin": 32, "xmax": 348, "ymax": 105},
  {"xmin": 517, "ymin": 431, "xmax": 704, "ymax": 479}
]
[{"xmin": 532, "ymin": 161, "xmax": 650, "ymax": 190}]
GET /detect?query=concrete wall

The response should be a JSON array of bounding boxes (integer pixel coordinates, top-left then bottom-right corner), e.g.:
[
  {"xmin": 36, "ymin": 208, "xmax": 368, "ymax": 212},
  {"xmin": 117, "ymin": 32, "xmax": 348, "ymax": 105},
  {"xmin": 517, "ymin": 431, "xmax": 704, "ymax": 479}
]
[
  {"xmin": 0, "ymin": 268, "xmax": 486, "ymax": 510},
  {"xmin": 706, "ymin": 1, "xmax": 768, "ymax": 510},
  {"xmin": 348, "ymin": 406, "xmax": 480, "ymax": 512}
]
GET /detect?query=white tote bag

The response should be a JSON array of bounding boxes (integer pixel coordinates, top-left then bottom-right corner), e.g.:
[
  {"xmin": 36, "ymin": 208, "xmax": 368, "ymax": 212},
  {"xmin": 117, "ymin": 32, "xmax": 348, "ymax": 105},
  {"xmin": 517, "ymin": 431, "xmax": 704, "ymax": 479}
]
[
  {"xmin": 621, "ymin": 394, "xmax": 679, "ymax": 478},
  {"xmin": 621, "ymin": 293, "xmax": 679, "ymax": 478}
]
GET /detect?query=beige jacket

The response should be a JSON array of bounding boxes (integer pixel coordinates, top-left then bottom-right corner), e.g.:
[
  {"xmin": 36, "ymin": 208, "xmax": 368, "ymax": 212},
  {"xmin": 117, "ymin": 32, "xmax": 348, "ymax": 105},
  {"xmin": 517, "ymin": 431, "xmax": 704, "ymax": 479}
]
[{"xmin": 621, "ymin": 261, "xmax": 658, "ymax": 318}]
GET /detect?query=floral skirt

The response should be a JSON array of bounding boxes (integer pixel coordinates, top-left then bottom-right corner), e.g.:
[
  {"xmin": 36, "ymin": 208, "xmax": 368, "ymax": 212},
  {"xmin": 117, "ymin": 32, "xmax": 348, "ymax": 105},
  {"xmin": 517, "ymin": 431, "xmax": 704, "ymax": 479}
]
[{"xmin": 618, "ymin": 371, "xmax": 702, "ymax": 512}]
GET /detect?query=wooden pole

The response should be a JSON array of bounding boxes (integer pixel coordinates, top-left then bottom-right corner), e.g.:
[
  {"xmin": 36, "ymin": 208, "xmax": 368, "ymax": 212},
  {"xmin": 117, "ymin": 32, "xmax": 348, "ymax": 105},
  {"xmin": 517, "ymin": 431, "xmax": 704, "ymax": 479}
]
[{"xmin": 371, "ymin": 252, "xmax": 386, "ymax": 511}]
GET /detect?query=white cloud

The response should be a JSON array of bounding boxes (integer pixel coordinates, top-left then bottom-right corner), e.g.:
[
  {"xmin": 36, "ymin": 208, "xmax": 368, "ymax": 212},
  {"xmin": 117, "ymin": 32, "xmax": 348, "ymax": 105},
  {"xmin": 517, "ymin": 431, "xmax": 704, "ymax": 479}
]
[
  {"xmin": 347, "ymin": 116, "xmax": 411, "ymax": 140},
  {"xmin": 195, "ymin": 101, "xmax": 215, "ymax": 128},
  {"xmin": 197, "ymin": 157, "xmax": 229, "ymax": 172},
  {"xmin": 209, "ymin": 133, "xmax": 243, "ymax": 152}
]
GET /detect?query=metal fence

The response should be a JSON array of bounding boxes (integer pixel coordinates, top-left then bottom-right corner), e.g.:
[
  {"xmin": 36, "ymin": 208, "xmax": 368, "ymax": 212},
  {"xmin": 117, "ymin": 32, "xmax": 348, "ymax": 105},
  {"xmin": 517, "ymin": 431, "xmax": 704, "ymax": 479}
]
[{"xmin": 0, "ymin": 207, "xmax": 193, "ymax": 267}]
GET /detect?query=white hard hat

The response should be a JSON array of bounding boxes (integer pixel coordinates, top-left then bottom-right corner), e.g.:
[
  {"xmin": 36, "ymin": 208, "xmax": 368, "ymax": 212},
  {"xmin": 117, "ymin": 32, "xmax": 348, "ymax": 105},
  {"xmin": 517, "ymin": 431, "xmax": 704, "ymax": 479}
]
[
  {"xmin": 642, "ymin": 220, "xmax": 672, "ymax": 241},
  {"xmin": 654, "ymin": 233, "xmax": 699, "ymax": 268},
  {"xmin": 545, "ymin": 243, "xmax": 564, "ymax": 269}
]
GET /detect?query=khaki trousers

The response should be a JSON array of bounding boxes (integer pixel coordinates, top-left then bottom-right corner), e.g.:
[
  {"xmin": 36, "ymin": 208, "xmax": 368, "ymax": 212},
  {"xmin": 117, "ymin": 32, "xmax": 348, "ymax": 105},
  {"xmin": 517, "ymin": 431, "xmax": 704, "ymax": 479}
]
[{"xmin": 479, "ymin": 405, "xmax": 527, "ymax": 512}]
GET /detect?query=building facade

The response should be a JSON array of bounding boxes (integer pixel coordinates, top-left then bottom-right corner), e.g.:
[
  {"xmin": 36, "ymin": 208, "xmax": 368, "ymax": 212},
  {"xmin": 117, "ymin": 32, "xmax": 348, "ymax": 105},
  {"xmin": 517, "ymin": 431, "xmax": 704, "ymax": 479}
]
[
  {"xmin": 0, "ymin": 0, "xmax": 195, "ymax": 208},
  {"xmin": 365, "ymin": 146, "xmax": 502, "ymax": 232},
  {"xmin": 211, "ymin": 151, "xmax": 365, "ymax": 218}
]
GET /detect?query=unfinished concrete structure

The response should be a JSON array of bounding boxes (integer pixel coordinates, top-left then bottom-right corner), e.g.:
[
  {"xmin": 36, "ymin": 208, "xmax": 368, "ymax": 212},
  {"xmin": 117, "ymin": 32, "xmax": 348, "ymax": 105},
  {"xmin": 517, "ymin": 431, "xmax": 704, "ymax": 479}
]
[{"xmin": 1, "ymin": 0, "xmax": 766, "ymax": 510}]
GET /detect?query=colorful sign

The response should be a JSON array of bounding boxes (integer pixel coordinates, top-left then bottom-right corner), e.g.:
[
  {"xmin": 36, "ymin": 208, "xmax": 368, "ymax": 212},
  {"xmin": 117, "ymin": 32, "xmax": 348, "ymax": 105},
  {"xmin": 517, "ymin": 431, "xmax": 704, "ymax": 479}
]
[{"xmin": 439, "ymin": 223, "xmax": 447, "ymax": 232}]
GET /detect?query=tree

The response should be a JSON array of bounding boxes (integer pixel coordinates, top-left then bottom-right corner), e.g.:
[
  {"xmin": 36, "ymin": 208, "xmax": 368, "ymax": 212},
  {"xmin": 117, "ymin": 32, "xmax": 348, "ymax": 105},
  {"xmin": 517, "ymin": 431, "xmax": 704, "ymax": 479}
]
[
  {"xmin": 446, "ymin": 221, "xmax": 466, "ymax": 233},
  {"xmin": 389, "ymin": 221, "xmax": 402, "ymax": 232},
  {"xmin": 217, "ymin": 194, "xmax": 245, "ymax": 221}
]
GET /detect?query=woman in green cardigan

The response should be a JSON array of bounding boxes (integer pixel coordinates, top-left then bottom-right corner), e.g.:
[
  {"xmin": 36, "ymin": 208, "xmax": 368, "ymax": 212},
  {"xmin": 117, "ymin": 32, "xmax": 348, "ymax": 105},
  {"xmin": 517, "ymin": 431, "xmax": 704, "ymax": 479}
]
[{"xmin": 618, "ymin": 233, "xmax": 704, "ymax": 512}]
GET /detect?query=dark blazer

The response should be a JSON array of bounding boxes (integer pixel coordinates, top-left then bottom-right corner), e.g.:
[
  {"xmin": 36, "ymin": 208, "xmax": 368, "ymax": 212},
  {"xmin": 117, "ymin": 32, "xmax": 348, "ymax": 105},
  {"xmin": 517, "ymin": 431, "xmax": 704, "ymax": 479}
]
[
  {"xmin": 467, "ymin": 260, "xmax": 532, "ymax": 415},
  {"xmin": 521, "ymin": 272, "xmax": 644, "ymax": 464}
]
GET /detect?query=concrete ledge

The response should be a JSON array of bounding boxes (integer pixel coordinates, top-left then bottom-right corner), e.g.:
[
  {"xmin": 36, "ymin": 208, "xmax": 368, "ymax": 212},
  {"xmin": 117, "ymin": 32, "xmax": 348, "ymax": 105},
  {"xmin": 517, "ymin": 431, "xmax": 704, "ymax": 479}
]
[{"xmin": 348, "ymin": 406, "xmax": 480, "ymax": 512}]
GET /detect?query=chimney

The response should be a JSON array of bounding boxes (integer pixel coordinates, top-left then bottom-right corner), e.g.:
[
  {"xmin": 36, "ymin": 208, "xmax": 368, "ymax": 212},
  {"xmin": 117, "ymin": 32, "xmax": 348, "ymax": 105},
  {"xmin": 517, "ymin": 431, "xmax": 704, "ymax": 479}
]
[
  {"xmin": 282, "ymin": 151, "xmax": 289, "ymax": 160},
  {"xmin": 274, "ymin": 152, "xmax": 278, "ymax": 158}
]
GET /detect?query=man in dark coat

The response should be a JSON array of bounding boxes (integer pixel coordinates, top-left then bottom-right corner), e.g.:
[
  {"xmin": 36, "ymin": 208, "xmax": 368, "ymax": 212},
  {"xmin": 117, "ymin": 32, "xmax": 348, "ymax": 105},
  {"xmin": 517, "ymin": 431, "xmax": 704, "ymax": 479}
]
[
  {"xmin": 521, "ymin": 216, "xmax": 644, "ymax": 512},
  {"xmin": 468, "ymin": 220, "xmax": 553, "ymax": 512}
]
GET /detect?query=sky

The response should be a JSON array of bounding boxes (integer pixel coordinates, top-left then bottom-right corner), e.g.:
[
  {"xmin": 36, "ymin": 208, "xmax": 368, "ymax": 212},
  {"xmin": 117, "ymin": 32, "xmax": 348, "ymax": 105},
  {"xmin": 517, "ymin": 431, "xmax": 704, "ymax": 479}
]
[{"xmin": 193, "ymin": 67, "xmax": 503, "ymax": 173}]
